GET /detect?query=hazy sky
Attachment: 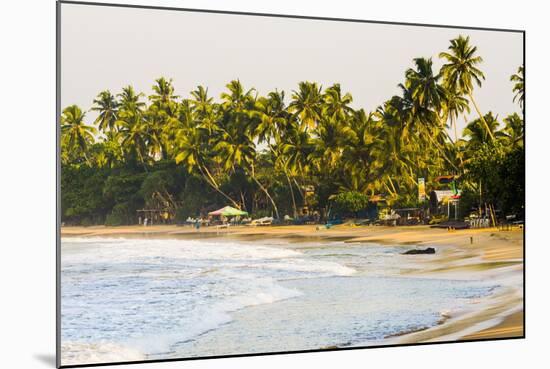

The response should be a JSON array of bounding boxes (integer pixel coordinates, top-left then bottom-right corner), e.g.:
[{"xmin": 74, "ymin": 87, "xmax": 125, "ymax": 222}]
[{"xmin": 61, "ymin": 3, "xmax": 523, "ymax": 133}]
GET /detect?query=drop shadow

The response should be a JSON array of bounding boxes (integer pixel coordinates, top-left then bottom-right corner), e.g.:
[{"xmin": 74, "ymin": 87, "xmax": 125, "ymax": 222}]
[{"xmin": 34, "ymin": 353, "xmax": 56, "ymax": 367}]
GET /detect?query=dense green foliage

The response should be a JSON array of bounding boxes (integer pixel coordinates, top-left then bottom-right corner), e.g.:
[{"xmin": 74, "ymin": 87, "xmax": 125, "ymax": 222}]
[
  {"xmin": 61, "ymin": 35, "xmax": 524, "ymax": 225},
  {"xmin": 331, "ymin": 192, "xmax": 371, "ymax": 217}
]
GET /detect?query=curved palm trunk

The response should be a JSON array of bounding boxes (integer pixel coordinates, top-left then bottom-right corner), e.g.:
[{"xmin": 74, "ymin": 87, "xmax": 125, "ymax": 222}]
[
  {"xmin": 285, "ymin": 173, "xmax": 298, "ymax": 218},
  {"xmin": 386, "ymin": 175, "xmax": 398, "ymax": 196},
  {"xmin": 252, "ymin": 176, "xmax": 279, "ymax": 219},
  {"xmin": 249, "ymin": 164, "xmax": 279, "ymax": 219},
  {"xmin": 451, "ymin": 115, "xmax": 466, "ymax": 171},
  {"xmin": 468, "ymin": 93, "xmax": 495, "ymax": 141},
  {"xmin": 271, "ymin": 146, "xmax": 298, "ymax": 218},
  {"xmin": 452, "ymin": 115, "xmax": 459, "ymax": 144},
  {"xmin": 427, "ymin": 121, "xmax": 460, "ymax": 172},
  {"xmin": 384, "ymin": 179, "xmax": 397, "ymax": 198},
  {"xmin": 293, "ymin": 178, "xmax": 306, "ymax": 201},
  {"xmin": 198, "ymin": 164, "xmax": 241, "ymax": 209}
]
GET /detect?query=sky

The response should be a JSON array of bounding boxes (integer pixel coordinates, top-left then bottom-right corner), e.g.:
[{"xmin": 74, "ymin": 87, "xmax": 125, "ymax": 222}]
[{"xmin": 60, "ymin": 3, "xmax": 523, "ymax": 134}]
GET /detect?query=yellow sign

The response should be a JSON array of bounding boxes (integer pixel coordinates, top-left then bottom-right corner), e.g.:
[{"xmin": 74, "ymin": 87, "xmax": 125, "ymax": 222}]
[{"xmin": 418, "ymin": 178, "xmax": 426, "ymax": 201}]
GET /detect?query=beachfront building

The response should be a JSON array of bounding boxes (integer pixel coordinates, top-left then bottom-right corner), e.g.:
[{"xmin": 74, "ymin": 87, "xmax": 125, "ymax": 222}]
[{"xmin": 428, "ymin": 175, "xmax": 461, "ymax": 220}]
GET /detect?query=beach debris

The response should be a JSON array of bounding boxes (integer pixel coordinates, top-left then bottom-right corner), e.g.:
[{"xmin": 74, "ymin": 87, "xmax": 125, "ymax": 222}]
[{"xmin": 402, "ymin": 247, "xmax": 436, "ymax": 255}]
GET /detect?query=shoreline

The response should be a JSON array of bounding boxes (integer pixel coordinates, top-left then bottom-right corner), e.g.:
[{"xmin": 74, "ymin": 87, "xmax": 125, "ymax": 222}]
[{"xmin": 61, "ymin": 224, "xmax": 524, "ymax": 344}]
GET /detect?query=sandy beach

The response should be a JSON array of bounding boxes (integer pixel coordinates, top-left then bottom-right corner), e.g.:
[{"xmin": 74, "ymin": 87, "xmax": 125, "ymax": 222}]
[{"xmin": 61, "ymin": 223, "xmax": 524, "ymax": 345}]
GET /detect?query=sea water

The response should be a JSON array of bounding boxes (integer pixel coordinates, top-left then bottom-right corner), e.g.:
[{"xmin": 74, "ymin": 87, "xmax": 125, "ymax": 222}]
[{"xmin": 61, "ymin": 237, "xmax": 498, "ymax": 365}]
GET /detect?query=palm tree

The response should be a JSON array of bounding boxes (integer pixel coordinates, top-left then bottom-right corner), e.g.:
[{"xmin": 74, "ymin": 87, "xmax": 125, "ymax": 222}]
[
  {"xmin": 461, "ymin": 112, "xmax": 502, "ymax": 155},
  {"xmin": 400, "ymin": 58, "xmax": 458, "ymax": 173},
  {"xmin": 281, "ymin": 124, "xmax": 314, "ymax": 205},
  {"xmin": 218, "ymin": 81, "xmax": 281, "ymax": 218},
  {"xmin": 143, "ymin": 105, "xmax": 166, "ymax": 160},
  {"xmin": 115, "ymin": 87, "xmax": 152, "ymax": 166},
  {"xmin": 439, "ymin": 35, "xmax": 494, "ymax": 140},
  {"xmin": 310, "ymin": 117, "xmax": 353, "ymax": 173},
  {"xmin": 174, "ymin": 125, "xmax": 241, "ymax": 209},
  {"xmin": 116, "ymin": 109, "xmax": 150, "ymax": 167},
  {"xmin": 220, "ymin": 80, "xmax": 256, "ymax": 113},
  {"xmin": 61, "ymin": 105, "xmax": 97, "ymax": 163},
  {"xmin": 251, "ymin": 90, "xmax": 288, "ymax": 145},
  {"xmin": 341, "ymin": 110, "xmax": 379, "ymax": 194},
  {"xmin": 322, "ymin": 83, "xmax": 354, "ymax": 122},
  {"xmin": 502, "ymin": 113, "xmax": 524, "ymax": 149},
  {"xmin": 149, "ymin": 77, "xmax": 179, "ymax": 108},
  {"xmin": 406, "ymin": 57, "xmax": 447, "ymax": 119},
  {"xmin": 214, "ymin": 124, "xmax": 281, "ymax": 219},
  {"xmin": 91, "ymin": 90, "xmax": 119, "ymax": 133},
  {"xmin": 251, "ymin": 90, "xmax": 302, "ymax": 217},
  {"xmin": 511, "ymin": 65, "xmax": 524, "ymax": 110},
  {"xmin": 288, "ymin": 81, "xmax": 323, "ymax": 130},
  {"xmin": 147, "ymin": 78, "xmax": 179, "ymax": 160},
  {"xmin": 117, "ymin": 85, "xmax": 145, "ymax": 113},
  {"xmin": 374, "ymin": 101, "xmax": 420, "ymax": 200},
  {"xmin": 443, "ymin": 90, "xmax": 470, "ymax": 143},
  {"xmin": 94, "ymin": 130, "xmax": 124, "ymax": 168},
  {"xmin": 189, "ymin": 86, "xmax": 213, "ymax": 116}
]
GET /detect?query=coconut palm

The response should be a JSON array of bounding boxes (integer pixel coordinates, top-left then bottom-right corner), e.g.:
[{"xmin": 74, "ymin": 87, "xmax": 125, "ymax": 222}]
[
  {"xmin": 218, "ymin": 81, "xmax": 282, "ymax": 216},
  {"xmin": 322, "ymin": 83, "xmax": 354, "ymax": 122},
  {"xmin": 220, "ymin": 80, "xmax": 256, "ymax": 113},
  {"xmin": 189, "ymin": 86, "xmax": 213, "ymax": 117},
  {"xmin": 406, "ymin": 57, "xmax": 447, "ymax": 121},
  {"xmin": 143, "ymin": 105, "xmax": 167, "ymax": 160},
  {"xmin": 91, "ymin": 90, "xmax": 119, "ymax": 133},
  {"xmin": 393, "ymin": 59, "xmax": 458, "ymax": 173},
  {"xmin": 214, "ymin": 124, "xmax": 280, "ymax": 219},
  {"xmin": 116, "ymin": 109, "xmax": 151, "ymax": 166},
  {"xmin": 251, "ymin": 90, "xmax": 288, "ymax": 145},
  {"xmin": 117, "ymin": 85, "xmax": 145, "ymax": 114},
  {"xmin": 439, "ymin": 35, "xmax": 494, "ymax": 140},
  {"xmin": 251, "ymin": 90, "xmax": 301, "ymax": 216},
  {"xmin": 146, "ymin": 78, "xmax": 179, "ymax": 160},
  {"xmin": 61, "ymin": 105, "xmax": 97, "ymax": 162},
  {"xmin": 404, "ymin": 58, "xmax": 450, "ymax": 151},
  {"xmin": 149, "ymin": 77, "xmax": 179, "ymax": 108},
  {"xmin": 175, "ymin": 125, "xmax": 241, "ymax": 209},
  {"xmin": 187, "ymin": 87, "xmax": 220, "ymax": 136},
  {"xmin": 341, "ymin": 110, "xmax": 379, "ymax": 194},
  {"xmin": 93, "ymin": 130, "xmax": 124, "ymax": 168},
  {"xmin": 374, "ymin": 101, "xmax": 420, "ymax": 199},
  {"xmin": 443, "ymin": 90, "xmax": 470, "ymax": 143},
  {"xmin": 461, "ymin": 112, "xmax": 502, "ymax": 155},
  {"xmin": 280, "ymin": 124, "xmax": 314, "ymax": 197},
  {"xmin": 511, "ymin": 65, "xmax": 524, "ymax": 109},
  {"xmin": 502, "ymin": 113, "xmax": 524, "ymax": 149},
  {"xmin": 288, "ymin": 81, "xmax": 323, "ymax": 130},
  {"xmin": 310, "ymin": 116, "xmax": 354, "ymax": 174}
]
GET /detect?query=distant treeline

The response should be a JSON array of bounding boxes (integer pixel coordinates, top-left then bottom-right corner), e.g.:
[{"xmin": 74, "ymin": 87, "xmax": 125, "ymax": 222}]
[{"xmin": 61, "ymin": 35, "xmax": 524, "ymax": 225}]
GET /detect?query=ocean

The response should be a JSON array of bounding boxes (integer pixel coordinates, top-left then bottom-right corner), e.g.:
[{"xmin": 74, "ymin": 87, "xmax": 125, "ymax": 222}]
[{"xmin": 60, "ymin": 236, "xmax": 499, "ymax": 365}]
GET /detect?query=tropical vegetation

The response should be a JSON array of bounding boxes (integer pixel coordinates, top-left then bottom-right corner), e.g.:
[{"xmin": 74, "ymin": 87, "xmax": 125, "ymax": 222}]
[{"xmin": 61, "ymin": 35, "xmax": 524, "ymax": 225}]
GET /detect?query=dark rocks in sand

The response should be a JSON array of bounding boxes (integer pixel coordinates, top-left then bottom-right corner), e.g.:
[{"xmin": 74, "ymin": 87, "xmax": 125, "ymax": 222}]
[{"xmin": 402, "ymin": 247, "xmax": 436, "ymax": 255}]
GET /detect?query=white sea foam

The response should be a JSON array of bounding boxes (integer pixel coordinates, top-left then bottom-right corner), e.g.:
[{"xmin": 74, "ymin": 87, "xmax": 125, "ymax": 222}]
[
  {"xmin": 62, "ymin": 237, "xmax": 304, "ymax": 263},
  {"xmin": 61, "ymin": 342, "xmax": 145, "ymax": 366},
  {"xmin": 61, "ymin": 237, "xmax": 499, "ymax": 362},
  {"xmin": 61, "ymin": 237, "xmax": 347, "ymax": 360}
]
